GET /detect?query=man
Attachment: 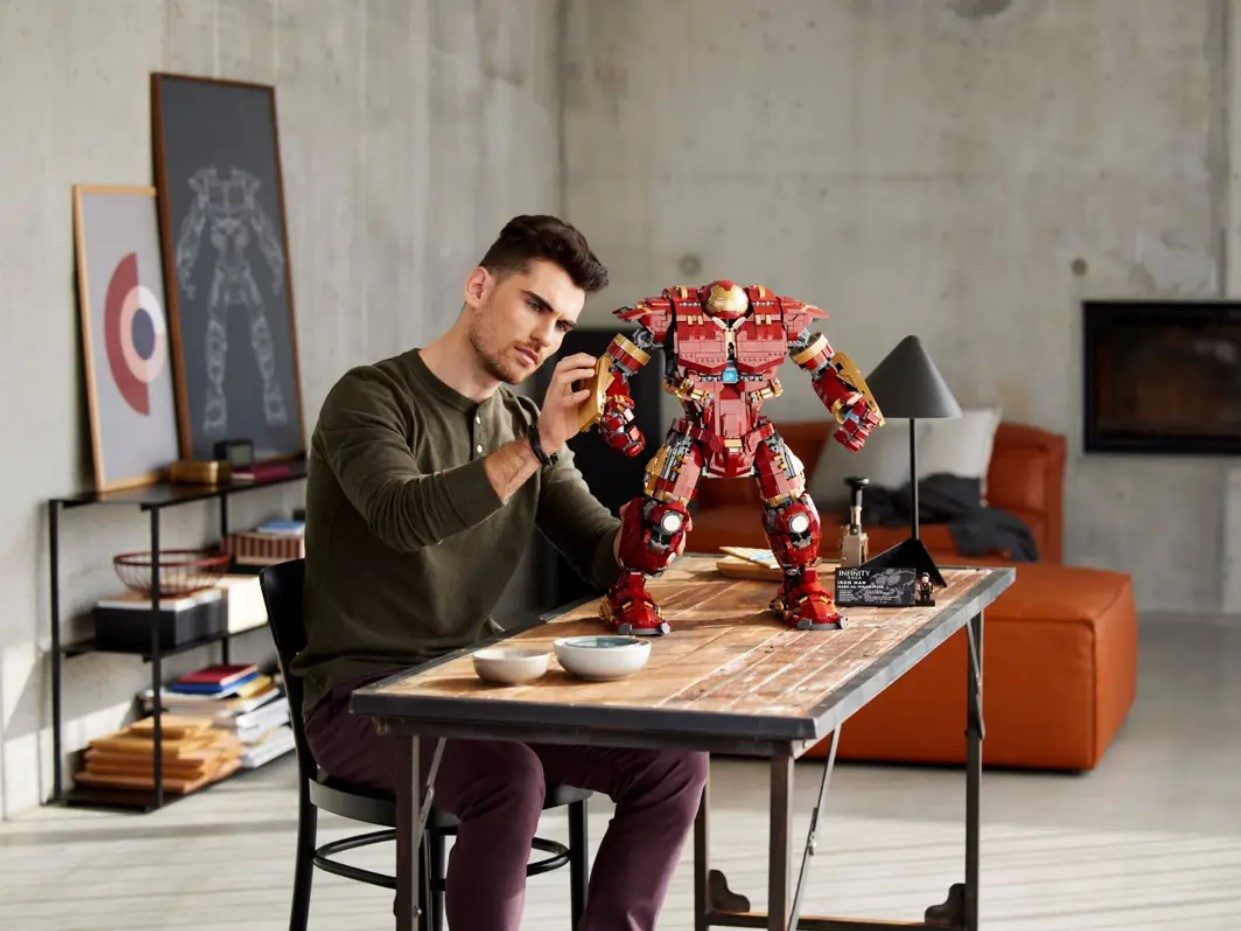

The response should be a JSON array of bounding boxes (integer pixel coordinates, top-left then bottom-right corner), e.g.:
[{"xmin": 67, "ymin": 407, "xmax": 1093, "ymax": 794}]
[{"xmin": 293, "ymin": 215, "xmax": 707, "ymax": 931}]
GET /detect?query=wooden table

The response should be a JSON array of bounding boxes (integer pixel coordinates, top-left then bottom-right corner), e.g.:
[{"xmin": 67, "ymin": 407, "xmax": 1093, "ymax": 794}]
[{"xmin": 351, "ymin": 556, "xmax": 1013, "ymax": 931}]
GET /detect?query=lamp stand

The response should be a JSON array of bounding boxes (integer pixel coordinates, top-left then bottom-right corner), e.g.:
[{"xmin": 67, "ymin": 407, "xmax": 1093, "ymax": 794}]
[{"xmin": 859, "ymin": 417, "xmax": 946, "ymax": 587}]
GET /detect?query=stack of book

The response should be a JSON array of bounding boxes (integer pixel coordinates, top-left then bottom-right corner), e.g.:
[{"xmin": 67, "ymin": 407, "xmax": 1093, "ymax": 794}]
[
  {"xmin": 228, "ymin": 517, "xmax": 305, "ymax": 567},
  {"xmin": 139, "ymin": 663, "xmax": 295, "ymax": 770},
  {"xmin": 73, "ymin": 716, "xmax": 241, "ymax": 795}
]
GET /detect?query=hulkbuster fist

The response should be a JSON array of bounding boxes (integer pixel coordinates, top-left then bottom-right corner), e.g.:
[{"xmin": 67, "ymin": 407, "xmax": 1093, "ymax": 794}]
[
  {"xmin": 599, "ymin": 395, "xmax": 646, "ymax": 457},
  {"xmin": 833, "ymin": 393, "xmax": 881, "ymax": 452}
]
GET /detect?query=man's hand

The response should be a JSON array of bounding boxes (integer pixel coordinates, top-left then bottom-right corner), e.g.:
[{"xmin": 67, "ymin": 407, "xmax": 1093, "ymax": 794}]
[
  {"xmin": 538, "ymin": 353, "xmax": 598, "ymax": 456},
  {"xmin": 599, "ymin": 396, "xmax": 646, "ymax": 457}
]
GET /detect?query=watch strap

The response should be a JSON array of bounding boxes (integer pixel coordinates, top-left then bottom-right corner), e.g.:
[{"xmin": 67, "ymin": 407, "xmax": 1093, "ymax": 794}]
[{"xmin": 527, "ymin": 422, "xmax": 558, "ymax": 467}]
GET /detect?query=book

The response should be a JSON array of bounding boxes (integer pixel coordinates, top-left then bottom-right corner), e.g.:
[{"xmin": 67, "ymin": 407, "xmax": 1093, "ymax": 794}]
[
  {"xmin": 139, "ymin": 678, "xmax": 278, "ymax": 715},
  {"xmin": 255, "ymin": 518, "xmax": 305, "ymax": 536},
  {"xmin": 240, "ymin": 725, "xmax": 296, "ymax": 769},
  {"xmin": 166, "ymin": 671, "xmax": 260, "ymax": 696},
  {"xmin": 176, "ymin": 663, "xmax": 258, "ymax": 688},
  {"xmin": 218, "ymin": 696, "xmax": 289, "ymax": 733}
]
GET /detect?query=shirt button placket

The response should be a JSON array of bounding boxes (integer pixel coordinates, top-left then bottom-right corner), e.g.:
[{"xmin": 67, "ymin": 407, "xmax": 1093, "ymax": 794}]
[{"xmin": 471, "ymin": 410, "xmax": 483, "ymax": 458}]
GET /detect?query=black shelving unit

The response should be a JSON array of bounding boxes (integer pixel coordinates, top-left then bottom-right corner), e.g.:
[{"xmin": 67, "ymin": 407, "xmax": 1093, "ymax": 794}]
[{"xmin": 48, "ymin": 461, "xmax": 307, "ymax": 812}]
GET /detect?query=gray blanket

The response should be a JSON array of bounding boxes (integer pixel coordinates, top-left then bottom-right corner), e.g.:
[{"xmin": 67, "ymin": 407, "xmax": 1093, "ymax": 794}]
[{"xmin": 859, "ymin": 473, "xmax": 1039, "ymax": 562}]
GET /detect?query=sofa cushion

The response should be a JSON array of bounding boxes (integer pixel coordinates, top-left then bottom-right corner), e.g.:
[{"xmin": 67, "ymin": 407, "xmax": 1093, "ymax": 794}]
[
  {"xmin": 807, "ymin": 418, "xmax": 914, "ymax": 509},
  {"xmin": 918, "ymin": 407, "xmax": 1002, "ymax": 501}
]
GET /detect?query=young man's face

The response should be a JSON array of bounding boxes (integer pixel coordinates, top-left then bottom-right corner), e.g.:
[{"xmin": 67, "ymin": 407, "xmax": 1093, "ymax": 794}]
[{"xmin": 464, "ymin": 258, "xmax": 585, "ymax": 384}]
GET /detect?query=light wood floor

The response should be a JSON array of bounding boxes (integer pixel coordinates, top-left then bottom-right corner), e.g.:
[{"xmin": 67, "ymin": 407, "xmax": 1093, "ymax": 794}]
[{"xmin": 3, "ymin": 614, "xmax": 1240, "ymax": 930}]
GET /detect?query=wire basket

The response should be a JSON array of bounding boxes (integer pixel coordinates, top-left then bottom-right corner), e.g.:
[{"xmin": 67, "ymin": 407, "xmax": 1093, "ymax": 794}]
[{"xmin": 112, "ymin": 548, "xmax": 230, "ymax": 597}]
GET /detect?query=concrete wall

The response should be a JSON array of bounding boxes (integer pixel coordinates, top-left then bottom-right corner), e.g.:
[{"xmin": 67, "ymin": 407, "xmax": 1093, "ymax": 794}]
[
  {"xmin": 0, "ymin": 0, "xmax": 562, "ymax": 817},
  {"xmin": 565, "ymin": 0, "xmax": 1239, "ymax": 614}
]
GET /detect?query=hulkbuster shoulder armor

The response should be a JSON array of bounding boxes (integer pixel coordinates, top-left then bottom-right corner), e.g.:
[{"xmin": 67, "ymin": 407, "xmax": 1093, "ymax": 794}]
[{"xmin": 588, "ymin": 280, "xmax": 883, "ymax": 635}]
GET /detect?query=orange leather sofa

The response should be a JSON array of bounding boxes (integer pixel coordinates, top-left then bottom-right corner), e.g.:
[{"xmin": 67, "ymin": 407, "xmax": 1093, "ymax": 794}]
[{"xmin": 687, "ymin": 421, "xmax": 1137, "ymax": 771}]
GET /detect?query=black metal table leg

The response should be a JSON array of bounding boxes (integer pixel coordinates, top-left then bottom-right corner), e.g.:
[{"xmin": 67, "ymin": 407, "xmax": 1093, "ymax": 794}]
[
  {"xmin": 695, "ymin": 762, "xmax": 710, "ymax": 931},
  {"xmin": 964, "ymin": 611, "xmax": 985, "ymax": 931},
  {"xmin": 769, "ymin": 753, "xmax": 793, "ymax": 931},
  {"xmin": 49, "ymin": 501, "xmax": 62, "ymax": 799},
  {"xmin": 150, "ymin": 508, "xmax": 163, "ymax": 809},
  {"xmin": 395, "ymin": 735, "xmax": 420, "ymax": 931}
]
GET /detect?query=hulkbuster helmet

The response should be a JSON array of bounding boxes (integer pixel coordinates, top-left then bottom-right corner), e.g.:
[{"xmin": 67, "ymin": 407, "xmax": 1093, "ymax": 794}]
[{"xmin": 703, "ymin": 279, "xmax": 748, "ymax": 320}]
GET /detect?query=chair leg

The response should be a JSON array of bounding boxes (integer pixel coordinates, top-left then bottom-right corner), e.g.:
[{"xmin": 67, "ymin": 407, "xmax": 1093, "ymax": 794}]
[
  {"xmin": 568, "ymin": 798, "xmax": 590, "ymax": 928},
  {"xmin": 428, "ymin": 829, "xmax": 446, "ymax": 931},
  {"xmin": 290, "ymin": 785, "xmax": 317, "ymax": 931}
]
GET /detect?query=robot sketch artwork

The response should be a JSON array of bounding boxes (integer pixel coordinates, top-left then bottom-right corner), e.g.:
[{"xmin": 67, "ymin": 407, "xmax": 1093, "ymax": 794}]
[
  {"xmin": 175, "ymin": 165, "xmax": 289, "ymax": 436},
  {"xmin": 585, "ymin": 281, "xmax": 884, "ymax": 635},
  {"xmin": 153, "ymin": 73, "xmax": 304, "ymax": 463}
]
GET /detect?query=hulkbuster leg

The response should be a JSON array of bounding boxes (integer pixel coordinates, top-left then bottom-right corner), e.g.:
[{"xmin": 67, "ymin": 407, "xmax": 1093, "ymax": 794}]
[
  {"xmin": 754, "ymin": 429, "xmax": 844, "ymax": 630},
  {"xmin": 203, "ymin": 267, "xmax": 228, "ymax": 435},
  {"xmin": 243, "ymin": 268, "xmax": 288, "ymax": 426},
  {"xmin": 602, "ymin": 430, "xmax": 703, "ymax": 636}
]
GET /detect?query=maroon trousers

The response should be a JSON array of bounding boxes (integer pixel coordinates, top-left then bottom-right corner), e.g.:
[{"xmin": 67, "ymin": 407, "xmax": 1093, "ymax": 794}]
[{"xmin": 305, "ymin": 677, "xmax": 708, "ymax": 931}]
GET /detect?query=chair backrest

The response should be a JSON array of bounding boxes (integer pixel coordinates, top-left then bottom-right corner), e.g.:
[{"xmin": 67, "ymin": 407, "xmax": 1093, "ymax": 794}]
[{"xmin": 258, "ymin": 558, "xmax": 317, "ymax": 781}]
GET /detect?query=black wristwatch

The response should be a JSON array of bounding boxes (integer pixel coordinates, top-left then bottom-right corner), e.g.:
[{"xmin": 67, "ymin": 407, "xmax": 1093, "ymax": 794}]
[{"xmin": 527, "ymin": 422, "xmax": 559, "ymax": 468}]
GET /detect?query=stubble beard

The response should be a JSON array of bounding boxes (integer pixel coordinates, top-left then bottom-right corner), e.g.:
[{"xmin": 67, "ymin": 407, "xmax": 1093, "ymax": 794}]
[{"xmin": 467, "ymin": 312, "xmax": 524, "ymax": 385}]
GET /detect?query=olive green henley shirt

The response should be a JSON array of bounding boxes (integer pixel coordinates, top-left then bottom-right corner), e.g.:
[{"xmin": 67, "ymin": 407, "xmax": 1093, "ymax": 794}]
[{"xmin": 292, "ymin": 348, "xmax": 621, "ymax": 715}]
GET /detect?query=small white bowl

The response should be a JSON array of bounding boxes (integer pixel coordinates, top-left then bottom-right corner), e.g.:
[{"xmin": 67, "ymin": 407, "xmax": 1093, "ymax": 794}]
[
  {"xmin": 472, "ymin": 647, "xmax": 550, "ymax": 685},
  {"xmin": 554, "ymin": 635, "xmax": 651, "ymax": 681}
]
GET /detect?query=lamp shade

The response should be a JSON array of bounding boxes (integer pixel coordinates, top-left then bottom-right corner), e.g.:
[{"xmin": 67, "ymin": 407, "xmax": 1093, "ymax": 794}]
[{"xmin": 865, "ymin": 335, "xmax": 962, "ymax": 419}]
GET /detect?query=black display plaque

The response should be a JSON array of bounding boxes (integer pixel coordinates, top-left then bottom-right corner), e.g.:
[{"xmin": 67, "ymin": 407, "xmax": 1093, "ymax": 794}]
[{"xmin": 834, "ymin": 567, "xmax": 917, "ymax": 607}]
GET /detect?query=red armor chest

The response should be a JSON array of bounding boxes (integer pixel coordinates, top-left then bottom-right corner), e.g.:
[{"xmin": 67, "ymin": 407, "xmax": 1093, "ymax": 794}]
[
  {"xmin": 733, "ymin": 317, "xmax": 787, "ymax": 375},
  {"xmin": 674, "ymin": 318, "xmax": 729, "ymax": 375}
]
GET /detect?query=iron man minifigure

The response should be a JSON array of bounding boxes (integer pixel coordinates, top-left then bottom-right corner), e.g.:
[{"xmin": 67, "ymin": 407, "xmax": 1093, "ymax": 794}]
[{"xmin": 586, "ymin": 281, "xmax": 883, "ymax": 635}]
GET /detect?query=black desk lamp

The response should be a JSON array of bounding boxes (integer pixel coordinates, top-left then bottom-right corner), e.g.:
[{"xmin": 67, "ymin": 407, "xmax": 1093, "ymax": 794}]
[{"xmin": 859, "ymin": 335, "xmax": 961, "ymax": 586}]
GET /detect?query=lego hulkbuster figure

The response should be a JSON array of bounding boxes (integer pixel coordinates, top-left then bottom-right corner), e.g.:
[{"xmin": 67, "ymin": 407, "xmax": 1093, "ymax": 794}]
[{"xmin": 587, "ymin": 281, "xmax": 883, "ymax": 634}]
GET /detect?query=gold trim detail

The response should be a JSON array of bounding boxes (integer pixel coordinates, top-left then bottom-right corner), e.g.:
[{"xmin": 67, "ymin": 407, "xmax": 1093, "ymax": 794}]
[
  {"xmin": 831, "ymin": 351, "xmax": 885, "ymax": 426},
  {"xmin": 791, "ymin": 334, "xmax": 829, "ymax": 366},
  {"xmin": 610, "ymin": 333, "xmax": 650, "ymax": 366},
  {"xmin": 644, "ymin": 446, "xmax": 673, "ymax": 497},
  {"xmin": 577, "ymin": 355, "xmax": 615, "ymax": 431}
]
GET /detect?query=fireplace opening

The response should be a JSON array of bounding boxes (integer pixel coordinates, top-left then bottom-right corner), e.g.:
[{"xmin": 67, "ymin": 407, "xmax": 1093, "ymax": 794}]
[{"xmin": 1083, "ymin": 301, "xmax": 1241, "ymax": 455}]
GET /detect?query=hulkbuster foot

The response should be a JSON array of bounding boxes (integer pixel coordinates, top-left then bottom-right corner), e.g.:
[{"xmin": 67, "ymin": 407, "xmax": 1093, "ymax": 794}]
[
  {"xmin": 601, "ymin": 570, "xmax": 671, "ymax": 636},
  {"xmin": 770, "ymin": 570, "xmax": 845, "ymax": 631}
]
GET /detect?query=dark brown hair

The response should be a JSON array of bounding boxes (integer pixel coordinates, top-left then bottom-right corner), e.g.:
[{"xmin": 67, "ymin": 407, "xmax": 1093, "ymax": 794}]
[{"xmin": 479, "ymin": 215, "xmax": 609, "ymax": 293}]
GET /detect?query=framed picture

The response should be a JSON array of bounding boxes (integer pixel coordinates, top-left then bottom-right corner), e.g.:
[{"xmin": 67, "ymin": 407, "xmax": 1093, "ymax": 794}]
[
  {"xmin": 73, "ymin": 184, "xmax": 181, "ymax": 492},
  {"xmin": 152, "ymin": 73, "xmax": 305, "ymax": 463}
]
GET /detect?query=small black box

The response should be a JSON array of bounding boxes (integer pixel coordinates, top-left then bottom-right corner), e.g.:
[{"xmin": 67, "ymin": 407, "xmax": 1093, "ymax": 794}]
[{"xmin": 93, "ymin": 589, "xmax": 226, "ymax": 651}]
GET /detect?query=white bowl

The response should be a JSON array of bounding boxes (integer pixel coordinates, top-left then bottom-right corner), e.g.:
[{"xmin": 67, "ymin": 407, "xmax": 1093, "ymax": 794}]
[
  {"xmin": 553, "ymin": 635, "xmax": 651, "ymax": 681},
  {"xmin": 472, "ymin": 647, "xmax": 549, "ymax": 685}
]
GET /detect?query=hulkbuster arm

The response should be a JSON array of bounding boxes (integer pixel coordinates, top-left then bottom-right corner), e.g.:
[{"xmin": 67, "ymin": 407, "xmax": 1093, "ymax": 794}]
[
  {"xmin": 789, "ymin": 327, "xmax": 884, "ymax": 452},
  {"xmin": 251, "ymin": 201, "xmax": 286, "ymax": 294},
  {"xmin": 593, "ymin": 327, "xmax": 654, "ymax": 457},
  {"xmin": 175, "ymin": 172, "xmax": 209, "ymax": 298}
]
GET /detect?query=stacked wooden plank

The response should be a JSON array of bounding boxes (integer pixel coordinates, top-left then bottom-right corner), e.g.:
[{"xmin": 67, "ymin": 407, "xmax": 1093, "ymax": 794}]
[{"xmin": 73, "ymin": 715, "xmax": 242, "ymax": 795}]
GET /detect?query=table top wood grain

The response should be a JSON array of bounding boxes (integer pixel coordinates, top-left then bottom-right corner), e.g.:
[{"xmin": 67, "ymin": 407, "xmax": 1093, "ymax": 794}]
[{"xmin": 351, "ymin": 556, "xmax": 1013, "ymax": 755}]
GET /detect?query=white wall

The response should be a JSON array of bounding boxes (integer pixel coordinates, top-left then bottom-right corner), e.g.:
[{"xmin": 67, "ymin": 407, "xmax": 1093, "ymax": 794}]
[
  {"xmin": 0, "ymin": 0, "xmax": 562, "ymax": 817},
  {"xmin": 564, "ymin": 0, "xmax": 1237, "ymax": 614}
]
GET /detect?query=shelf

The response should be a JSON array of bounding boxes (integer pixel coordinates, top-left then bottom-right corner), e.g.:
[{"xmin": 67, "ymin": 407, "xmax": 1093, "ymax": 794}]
[
  {"xmin": 52, "ymin": 459, "xmax": 308, "ymax": 511},
  {"xmin": 61, "ymin": 620, "xmax": 270, "ymax": 660}
]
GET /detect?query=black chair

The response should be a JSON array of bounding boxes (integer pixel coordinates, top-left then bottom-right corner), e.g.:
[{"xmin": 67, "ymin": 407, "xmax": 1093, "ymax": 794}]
[{"xmin": 260, "ymin": 558, "xmax": 592, "ymax": 931}]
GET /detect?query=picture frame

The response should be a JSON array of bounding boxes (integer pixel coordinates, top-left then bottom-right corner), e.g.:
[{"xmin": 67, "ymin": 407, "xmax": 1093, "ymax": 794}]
[
  {"xmin": 151, "ymin": 73, "xmax": 305, "ymax": 464},
  {"xmin": 73, "ymin": 184, "xmax": 181, "ymax": 492}
]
